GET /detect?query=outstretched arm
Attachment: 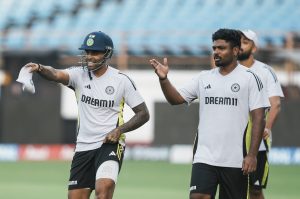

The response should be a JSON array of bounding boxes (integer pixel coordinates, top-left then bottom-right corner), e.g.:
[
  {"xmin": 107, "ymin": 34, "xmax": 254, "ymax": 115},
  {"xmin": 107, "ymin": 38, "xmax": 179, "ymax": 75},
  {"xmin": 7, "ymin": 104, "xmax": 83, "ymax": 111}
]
[
  {"xmin": 25, "ymin": 62, "xmax": 69, "ymax": 85},
  {"xmin": 104, "ymin": 102, "xmax": 150, "ymax": 143},
  {"xmin": 242, "ymin": 107, "xmax": 265, "ymax": 174},
  {"xmin": 149, "ymin": 58, "xmax": 185, "ymax": 105}
]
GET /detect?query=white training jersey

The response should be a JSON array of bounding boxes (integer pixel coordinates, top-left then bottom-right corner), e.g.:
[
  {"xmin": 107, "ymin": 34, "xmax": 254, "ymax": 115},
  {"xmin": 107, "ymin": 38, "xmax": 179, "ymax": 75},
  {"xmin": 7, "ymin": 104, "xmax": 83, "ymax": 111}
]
[
  {"xmin": 178, "ymin": 64, "xmax": 270, "ymax": 168},
  {"xmin": 244, "ymin": 60, "xmax": 284, "ymax": 151},
  {"xmin": 66, "ymin": 66, "xmax": 144, "ymax": 152}
]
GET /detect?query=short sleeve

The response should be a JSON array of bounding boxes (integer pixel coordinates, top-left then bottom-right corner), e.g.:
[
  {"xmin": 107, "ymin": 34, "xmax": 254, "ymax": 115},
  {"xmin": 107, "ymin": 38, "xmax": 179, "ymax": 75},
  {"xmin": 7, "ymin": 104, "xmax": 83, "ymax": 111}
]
[
  {"xmin": 178, "ymin": 75, "xmax": 200, "ymax": 104},
  {"xmin": 248, "ymin": 71, "xmax": 270, "ymax": 111},
  {"xmin": 265, "ymin": 67, "xmax": 284, "ymax": 98},
  {"xmin": 65, "ymin": 67, "xmax": 82, "ymax": 89},
  {"xmin": 122, "ymin": 74, "xmax": 144, "ymax": 108}
]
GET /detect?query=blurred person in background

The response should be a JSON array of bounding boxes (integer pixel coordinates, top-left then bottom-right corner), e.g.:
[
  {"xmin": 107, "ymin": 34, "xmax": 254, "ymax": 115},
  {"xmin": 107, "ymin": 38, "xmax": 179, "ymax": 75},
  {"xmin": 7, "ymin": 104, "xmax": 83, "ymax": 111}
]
[
  {"xmin": 238, "ymin": 30, "xmax": 284, "ymax": 199},
  {"xmin": 23, "ymin": 31, "xmax": 149, "ymax": 199},
  {"xmin": 150, "ymin": 28, "xmax": 269, "ymax": 199}
]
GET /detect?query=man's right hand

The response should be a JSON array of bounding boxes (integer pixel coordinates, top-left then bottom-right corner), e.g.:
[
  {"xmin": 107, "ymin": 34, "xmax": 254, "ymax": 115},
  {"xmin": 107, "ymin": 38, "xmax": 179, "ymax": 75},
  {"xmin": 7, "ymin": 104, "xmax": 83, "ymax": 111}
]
[
  {"xmin": 263, "ymin": 128, "xmax": 271, "ymax": 140},
  {"xmin": 24, "ymin": 62, "xmax": 40, "ymax": 73},
  {"xmin": 24, "ymin": 62, "xmax": 70, "ymax": 85},
  {"xmin": 149, "ymin": 58, "xmax": 169, "ymax": 80},
  {"xmin": 242, "ymin": 154, "xmax": 257, "ymax": 175}
]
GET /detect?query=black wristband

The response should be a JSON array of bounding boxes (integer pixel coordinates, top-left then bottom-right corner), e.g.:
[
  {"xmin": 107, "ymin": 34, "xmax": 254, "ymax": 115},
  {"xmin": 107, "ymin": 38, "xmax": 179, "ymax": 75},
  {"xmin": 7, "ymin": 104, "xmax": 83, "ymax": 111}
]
[
  {"xmin": 37, "ymin": 64, "xmax": 42, "ymax": 72},
  {"xmin": 159, "ymin": 76, "xmax": 167, "ymax": 81}
]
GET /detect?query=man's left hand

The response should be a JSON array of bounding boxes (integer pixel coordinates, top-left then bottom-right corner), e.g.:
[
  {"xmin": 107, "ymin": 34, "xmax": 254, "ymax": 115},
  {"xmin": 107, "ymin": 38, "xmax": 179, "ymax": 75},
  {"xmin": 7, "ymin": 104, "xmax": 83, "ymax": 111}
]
[{"xmin": 263, "ymin": 128, "xmax": 271, "ymax": 140}]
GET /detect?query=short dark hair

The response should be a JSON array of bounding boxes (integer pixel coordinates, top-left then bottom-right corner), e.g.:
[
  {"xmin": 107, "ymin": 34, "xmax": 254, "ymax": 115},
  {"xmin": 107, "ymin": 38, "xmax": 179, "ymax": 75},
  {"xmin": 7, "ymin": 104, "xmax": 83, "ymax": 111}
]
[{"xmin": 212, "ymin": 28, "xmax": 241, "ymax": 48}]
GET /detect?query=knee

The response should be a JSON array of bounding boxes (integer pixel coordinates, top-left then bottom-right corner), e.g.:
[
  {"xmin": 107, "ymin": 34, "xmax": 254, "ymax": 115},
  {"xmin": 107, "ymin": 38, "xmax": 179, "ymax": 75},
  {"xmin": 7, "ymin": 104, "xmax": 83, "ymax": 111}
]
[
  {"xmin": 95, "ymin": 192, "xmax": 108, "ymax": 199},
  {"xmin": 95, "ymin": 189, "xmax": 110, "ymax": 199},
  {"xmin": 95, "ymin": 180, "xmax": 115, "ymax": 199}
]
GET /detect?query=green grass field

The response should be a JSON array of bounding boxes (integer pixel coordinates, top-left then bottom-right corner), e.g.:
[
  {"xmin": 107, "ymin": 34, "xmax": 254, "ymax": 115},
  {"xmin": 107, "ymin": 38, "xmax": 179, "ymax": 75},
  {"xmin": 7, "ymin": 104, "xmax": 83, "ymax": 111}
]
[{"xmin": 0, "ymin": 161, "xmax": 299, "ymax": 199}]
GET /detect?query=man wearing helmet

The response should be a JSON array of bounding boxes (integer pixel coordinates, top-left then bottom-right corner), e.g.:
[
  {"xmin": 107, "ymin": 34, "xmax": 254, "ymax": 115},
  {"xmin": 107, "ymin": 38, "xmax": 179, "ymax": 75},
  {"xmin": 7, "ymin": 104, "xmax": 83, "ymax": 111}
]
[
  {"xmin": 78, "ymin": 31, "xmax": 114, "ymax": 77},
  {"xmin": 24, "ymin": 31, "xmax": 150, "ymax": 199}
]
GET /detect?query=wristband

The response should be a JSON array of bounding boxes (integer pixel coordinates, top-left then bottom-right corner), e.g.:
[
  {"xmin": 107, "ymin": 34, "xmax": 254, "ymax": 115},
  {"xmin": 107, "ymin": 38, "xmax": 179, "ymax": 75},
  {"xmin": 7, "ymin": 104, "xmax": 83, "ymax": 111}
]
[
  {"xmin": 37, "ymin": 64, "xmax": 42, "ymax": 72},
  {"xmin": 159, "ymin": 76, "xmax": 167, "ymax": 81}
]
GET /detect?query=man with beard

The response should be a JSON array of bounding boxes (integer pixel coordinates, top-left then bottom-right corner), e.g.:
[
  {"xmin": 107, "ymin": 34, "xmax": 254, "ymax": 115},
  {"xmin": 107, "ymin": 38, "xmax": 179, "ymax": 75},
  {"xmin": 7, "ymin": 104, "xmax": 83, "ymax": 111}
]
[
  {"xmin": 23, "ymin": 31, "xmax": 150, "ymax": 199},
  {"xmin": 149, "ymin": 28, "xmax": 269, "ymax": 199},
  {"xmin": 238, "ymin": 30, "xmax": 284, "ymax": 199}
]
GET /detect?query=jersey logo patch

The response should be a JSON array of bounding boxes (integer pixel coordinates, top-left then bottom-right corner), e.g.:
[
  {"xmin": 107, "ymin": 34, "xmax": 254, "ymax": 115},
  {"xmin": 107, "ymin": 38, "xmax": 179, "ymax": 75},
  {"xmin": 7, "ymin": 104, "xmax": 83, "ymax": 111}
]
[
  {"xmin": 105, "ymin": 86, "xmax": 115, "ymax": 95},
  {"xmin": 84, "ymin": 84, "xmax": 91, "ymax": 89},
  {"xmin": 68, "ymin": 180, "xmax": 78, "ymax": 185},
  {"xmin": 231, "ymin": 83, "xmax": 240, "ymax": 92},
  {"xmin": 204, "ymin": 84, "xmax": 211, "ymax": 89},
  {"xmin": 109, "ymin": 151, "xmax": 116, "ymax": 156}
]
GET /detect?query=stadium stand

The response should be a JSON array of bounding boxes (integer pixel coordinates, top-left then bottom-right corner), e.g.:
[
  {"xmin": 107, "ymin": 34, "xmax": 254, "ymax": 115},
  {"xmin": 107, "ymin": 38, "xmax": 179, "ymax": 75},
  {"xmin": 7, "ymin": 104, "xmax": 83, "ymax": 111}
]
[{"xmin": 0, "ymin": 0, "xmax": 299, "ymax": 55}]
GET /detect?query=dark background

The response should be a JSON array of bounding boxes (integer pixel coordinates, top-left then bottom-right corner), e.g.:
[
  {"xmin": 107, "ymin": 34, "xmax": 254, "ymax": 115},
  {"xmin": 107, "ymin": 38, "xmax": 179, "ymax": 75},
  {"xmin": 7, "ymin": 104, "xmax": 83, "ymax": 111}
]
[{"xmin": 0, "ymin": 52, "xmax": 299, "ymax": 146}]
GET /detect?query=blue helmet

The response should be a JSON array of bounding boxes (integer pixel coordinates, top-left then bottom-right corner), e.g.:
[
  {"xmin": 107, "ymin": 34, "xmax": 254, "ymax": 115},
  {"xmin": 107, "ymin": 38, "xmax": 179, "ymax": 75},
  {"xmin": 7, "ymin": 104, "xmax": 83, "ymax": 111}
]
[{"xmin": 79, "ymin": 31, "xmax": 114, "ymax": 58}]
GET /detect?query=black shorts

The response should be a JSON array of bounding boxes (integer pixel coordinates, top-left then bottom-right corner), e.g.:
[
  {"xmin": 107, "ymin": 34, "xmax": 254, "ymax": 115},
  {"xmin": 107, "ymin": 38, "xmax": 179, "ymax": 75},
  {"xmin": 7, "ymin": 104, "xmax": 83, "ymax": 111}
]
[
  {"xmin": 190, "ymin": 163, "xmax": 248, "ymax": 199},
  {"xmin": 68, "ymin": 143, "xmax": 125, "ymax": 190},
  {"xmin": 249, "ymin": 151, "xmax": 269, "ymax": 190}
]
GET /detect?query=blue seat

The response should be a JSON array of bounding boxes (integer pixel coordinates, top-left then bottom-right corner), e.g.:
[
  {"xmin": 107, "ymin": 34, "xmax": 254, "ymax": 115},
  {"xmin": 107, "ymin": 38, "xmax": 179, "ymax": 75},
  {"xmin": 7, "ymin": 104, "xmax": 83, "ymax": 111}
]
[
  {"xmin": 28, "ymin": 21, "xmax": 51, "ymax": 48},
  {"xmin": 31, "ymin": 0, "xmax": 58, "ymax": 19},
  {"xmin": 4, "ymin": 28, "xmax": 26, "ymax": 49},
  {"xmin": 1, "ymin": 0, "xmax": 300, "ymax": 52}
]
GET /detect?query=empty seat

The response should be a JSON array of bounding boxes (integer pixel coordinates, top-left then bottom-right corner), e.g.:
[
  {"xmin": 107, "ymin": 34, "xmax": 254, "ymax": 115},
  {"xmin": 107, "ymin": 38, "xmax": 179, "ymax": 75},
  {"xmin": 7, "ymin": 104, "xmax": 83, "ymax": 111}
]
[{"xmin": 0, "ymin": 0, "xmax": 299, "ymax": 54}]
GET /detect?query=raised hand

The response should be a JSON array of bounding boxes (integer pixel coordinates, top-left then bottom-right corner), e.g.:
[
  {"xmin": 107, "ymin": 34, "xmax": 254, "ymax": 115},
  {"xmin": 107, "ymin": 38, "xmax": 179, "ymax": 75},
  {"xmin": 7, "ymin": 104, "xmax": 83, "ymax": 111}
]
[{"xmin": 149, "ymin": 58, "xmax": 169, "ymax": 80}]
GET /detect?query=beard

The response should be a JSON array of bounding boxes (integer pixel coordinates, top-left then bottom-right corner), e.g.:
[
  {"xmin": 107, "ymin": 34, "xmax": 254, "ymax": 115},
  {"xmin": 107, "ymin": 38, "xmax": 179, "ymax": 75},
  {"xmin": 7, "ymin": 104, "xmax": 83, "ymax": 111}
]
[
  {"xmin": 214, "ymin": 57, "xmax": 234, "ymax": 67},
  {"xmin": 215, "ymin": 61, "xmax": 224, "ymax": 67},
  {"xmin": 238, "ymin": 50, "xmax": 251, "ymax": 61},
  {"xmin": 214, "ymin": 56, "xmax": 224, "ymax": 67}
]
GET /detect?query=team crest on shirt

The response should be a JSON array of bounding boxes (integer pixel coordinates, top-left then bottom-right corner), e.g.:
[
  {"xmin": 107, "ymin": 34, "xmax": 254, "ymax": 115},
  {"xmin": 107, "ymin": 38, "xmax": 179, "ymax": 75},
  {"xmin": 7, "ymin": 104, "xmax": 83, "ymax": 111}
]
[
  {"xmin": 105, "ymin": 86, "xmax": 115, "ymax": 95},
  {"xmin": 231, "ymin": 83, "xmax": 240, "ymax": 92}
]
